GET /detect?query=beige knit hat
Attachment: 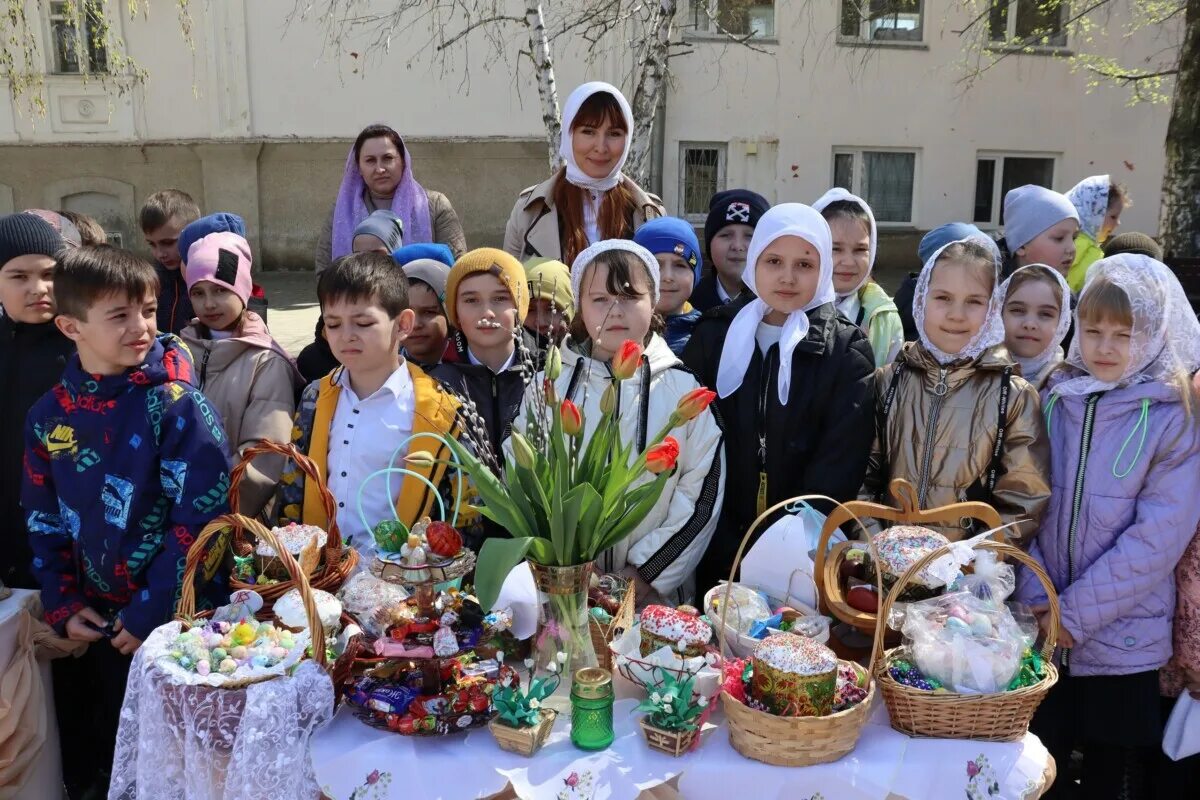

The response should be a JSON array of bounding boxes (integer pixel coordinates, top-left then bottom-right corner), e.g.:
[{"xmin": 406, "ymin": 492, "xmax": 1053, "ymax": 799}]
[{"xmin": 444, "ymin": 247, "xmax": 530, "ymax": 328}]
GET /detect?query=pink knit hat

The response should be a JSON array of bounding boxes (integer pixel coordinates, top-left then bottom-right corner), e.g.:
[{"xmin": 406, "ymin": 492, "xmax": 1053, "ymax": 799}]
[{"xmin": 185, "ymin": 231, "xmax": 253, "ymax": 305}]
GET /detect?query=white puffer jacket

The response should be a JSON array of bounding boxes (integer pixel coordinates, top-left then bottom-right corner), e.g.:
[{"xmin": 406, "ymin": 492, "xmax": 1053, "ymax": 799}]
[{"xmin": 515, "ymin": 334, "xmax": 725, "ymax": 603}]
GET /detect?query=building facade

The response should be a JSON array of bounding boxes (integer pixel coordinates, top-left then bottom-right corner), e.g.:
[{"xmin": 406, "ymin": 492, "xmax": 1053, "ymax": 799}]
[{"xmin": 0, "ymin": 1, "xmax": 1175, "ymax": 274}]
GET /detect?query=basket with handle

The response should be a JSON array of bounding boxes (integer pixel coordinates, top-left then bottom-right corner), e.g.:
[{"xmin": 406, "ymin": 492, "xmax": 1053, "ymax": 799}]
[
  {"xmin": 871, "ymin": 537, "xmax": 1060, "ymax": 741},
  {"xmin": 716, "ymin": 495, "xmax": 879, "ymax": 767},
  {"xmin": 228, "ymin": 440, "xmax": 358, "ymax": 604},
  {"xmin": 176, "ymin": 513, "xmax": 328, "ymax": 689},
  {"xmin": 589, "ymin": 575, "xmax": 635, "ymax": 671},
  {"xmin": 813, "ymin": 478, "xmax": 1003, "ymax": 636}
]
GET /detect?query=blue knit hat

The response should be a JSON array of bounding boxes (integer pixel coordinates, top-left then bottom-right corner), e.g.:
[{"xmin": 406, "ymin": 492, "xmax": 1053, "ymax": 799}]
[
  {"xmin": 0, "ymin": 213, "xmax": 65, "ymax": 270},
  {"xmin": 392, "ymin": 242, "xmax": 455, "ymax": 269},
  {"xmin": 180, "ymin": 213, "xmax": 246, "ymax": 266},
  {"xmin": 918, "ymin": 222, "xmax": 992, "ymax": 264},
  {"xmin": 633, "ymin": 216, "xmax": 703, "ymax": 282}
]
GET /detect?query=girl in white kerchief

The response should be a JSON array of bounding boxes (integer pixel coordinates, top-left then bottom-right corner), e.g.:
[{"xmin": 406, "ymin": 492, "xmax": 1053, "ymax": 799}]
[{"xmin": 682, "ymin": 203, "xmax": 875, "ymax": 595}]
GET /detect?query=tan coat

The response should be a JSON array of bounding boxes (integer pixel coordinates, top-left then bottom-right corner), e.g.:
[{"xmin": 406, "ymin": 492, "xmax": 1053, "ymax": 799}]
[
  {"xmin": 314, "ymin": 189, "xmax": 466, "ymax": 272},
  {"xmin": 180, "ymin": 311, "xmax": 302, "ymax": 519},
  {"xmin": 860, "ymin": 342, "xmax": 1051, "ymax": 545},
  {"xmin": 502, "ymin": 171, "xmax": 665, "ymax": 262}
]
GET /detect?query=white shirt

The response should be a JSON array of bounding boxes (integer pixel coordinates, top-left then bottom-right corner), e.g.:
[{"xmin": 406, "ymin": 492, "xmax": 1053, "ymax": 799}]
[
  {"xmin": 327, "ymin": 363, "xmax": 415, "ymax": 562},
  {"xmin": 716, "ymin": 280, "xmax": 733, "ymax": 304},
  {"xmin": 582, "ymin": 189, "xmax": 602, "ymax": 245},
  {"xmin": 755, "ymin": 321, "xmax": 783, "ymax": 354},
  {"xmin": 467, "ymin": 346, "xmax": 517, "ymax": 373}
]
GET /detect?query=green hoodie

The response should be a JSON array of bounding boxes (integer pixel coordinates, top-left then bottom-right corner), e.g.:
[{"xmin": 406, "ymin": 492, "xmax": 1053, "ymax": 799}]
[{"xmin": 857, "ymin": 281, "xmax": 904, "ymax": 367}]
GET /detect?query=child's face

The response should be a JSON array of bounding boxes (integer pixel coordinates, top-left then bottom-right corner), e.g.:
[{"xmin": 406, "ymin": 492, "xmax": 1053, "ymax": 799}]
[
  {"xmin": 322, "ymin": 295, "xmax": 413, "ymax": 374},
  {"xmin": 143, "ymin": 215, "xmax": 187, "ymax": 271},
  {"xmin": 352, "ymin": 233, "xmax": 390, "ymax": 255},
  {"xmin": 654, "ymin": 252, "xmax": 695, "ymax": 316},
  {"xmin": 709, "ymin": 224, "xmax": 754, "ymax": 286},
  {"xmin": 188, "ymin": 281, "xmax": 244, "ymax": 332},
  {"xmin": 1079, "ymin": 315, "xmax": 1132, "ymax": 383},
  {"xmin": 0, "ymin": 255, "xmax": 56, "ymax": 324},
  {"xmin": 1003, "ymin": 279, "xmax": 1061, "ymax": 359},
  {"xmin": 571, "ymin": 120, "xmax": 627, "ymax": 180},
  {"xmin": 828, "ymin": 216, "xmax": 871, "ymax": 295},
  {"xmin": 1018, "ymin": 219, "xmax": 1078, "ymax": 275},
  {"xmin": 405, "ymin": 281, "xmax": 449, "ymax": 364},
  {"xmin": 526, "ymin": 297, "xmax": 567, "ymax": 342},
  {"xmin": 58, "ymin": 288, "xmax": 158, "ymax": 376},
  {"xmin": 923, "ymin": 260, "xmax": 992, "ymax": 355},
  {"xmin": 1100, "ymin": 198, "xmax": 1124, "ymax": 243},
  {"xmin": 754, "ymin": 235, "xmax": 821, "ymax": 316},
  {"xmin": 579, "ymin": 261, "xmax": 654, "ymax": 362},
  {"xmin": 455, "ymin": 272, "xmax": 518, "ymax": 352}
]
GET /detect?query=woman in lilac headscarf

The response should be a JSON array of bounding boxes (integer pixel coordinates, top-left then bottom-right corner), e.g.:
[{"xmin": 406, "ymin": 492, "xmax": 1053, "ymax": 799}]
[{"xmin": 314, "ymin": 124, "xmax": 466, "ymax": 272}]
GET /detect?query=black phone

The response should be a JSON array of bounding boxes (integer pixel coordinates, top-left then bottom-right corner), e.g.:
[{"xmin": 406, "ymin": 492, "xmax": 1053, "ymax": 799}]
[{"xmin": 82, "ymin": 618, "xmax": 118, "ymax": 639}]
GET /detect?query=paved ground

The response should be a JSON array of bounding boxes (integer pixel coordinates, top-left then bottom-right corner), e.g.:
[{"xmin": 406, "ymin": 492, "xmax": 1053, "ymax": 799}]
[{"xmin": 258, "ymin": 272, "xmax": 320, "ymax": 356}]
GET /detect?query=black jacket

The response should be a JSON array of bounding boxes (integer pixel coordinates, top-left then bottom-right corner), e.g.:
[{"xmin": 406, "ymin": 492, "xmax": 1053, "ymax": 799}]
[
  {"xmin": 893, "ymin": 272, "xmax": 919, "ymax": 342},
  {"xmin": 689, "ymin": 272, "xmax": 747, "ymax": 314},
  {"xmin": 682, "ymin": 299, "xmax": 876, "ymax": 596},
  {"xmin": 155, "ymin": 263, "xmax": 194, "ymax": 335},
  {"xmin": 0, "ymin": 316, "xmax": 75, "ymax": 588},
  {"xmin": 297, "ymin": 317, "xmax": 338, "ymax": 387}
]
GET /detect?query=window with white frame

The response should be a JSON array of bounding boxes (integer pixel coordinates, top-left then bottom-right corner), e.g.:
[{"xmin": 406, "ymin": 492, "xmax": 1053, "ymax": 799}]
[
  {"xmin": 973, "ymin": 153, "xmax": 1058, "ymax": 226},
  {"xmin": 839, "ymin": 0, "xmax": 924, "ymax": 43},
  {"xmin": 988, "ymin": 0, "xmax": 1068, "ymax": 48},
  {"xmin": 679, "ymin": 143, "xmax": 727, "ymax": 222},
  {"xmin": 46, "ymin": 1, "xmax": 109, "ymax": 74},
  {"xmin": 689, "ymin": 0, "xmax": 775, "ymax": 38},
  {"xmin": 832, "ymin": 148, "xmax": 917, "ymax": 224}
]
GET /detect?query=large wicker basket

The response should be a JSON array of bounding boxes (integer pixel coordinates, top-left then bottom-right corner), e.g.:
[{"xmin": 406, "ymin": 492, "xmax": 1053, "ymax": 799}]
[
  {"xmin": 716, "ymin": 494, "xmax": 879, "ymax": 767},
  {"xmin": 228, "ymin": 440, "xmax": 358, "ymax": 605},
  {"xmin": 872, "ymin": 538, "xmax": 1060, "ymax": 742},
  {"xmin": 813, "ymin": 478, "xmax": 1003, "ymax": 637},
  {"xmin": 176, "ymin": 514, "xmax": 328, "ymax": 689}
]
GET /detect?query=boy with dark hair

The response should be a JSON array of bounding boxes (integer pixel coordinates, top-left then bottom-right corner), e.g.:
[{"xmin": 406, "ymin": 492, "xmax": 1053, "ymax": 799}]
[
  {"xmin": 279, "ymin": 252, "xmax": 476, "ymax": 560},
  {"xmin": 139, "ymin": 188, "xmax": 201, "ymax": 334},
  {"xmin": 24, "ymin": 244, "xmax": 230, "ymax": 797}
]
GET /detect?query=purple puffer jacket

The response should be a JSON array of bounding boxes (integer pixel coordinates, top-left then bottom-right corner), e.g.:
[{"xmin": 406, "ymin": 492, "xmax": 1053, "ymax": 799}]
[{"xmin": 1016, "ymin": 379, "xmax": 1200, "ymax": 676}]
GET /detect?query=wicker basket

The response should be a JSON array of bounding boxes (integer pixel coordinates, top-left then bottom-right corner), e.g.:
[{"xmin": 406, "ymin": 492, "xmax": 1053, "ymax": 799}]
[
  {"xmin": 589, "ymin": 577, "xmax": 635, "ymax": 671},
  {"xmin": 176, "ymin": 514, "xmax": 328, "ymax": 689},
  {"xmin": 715, "ymin": 494, "xmax": 880, "ymax": 767},
  {"xmin": 488, "ymin": 708, "xmax": 557, "ymax": 756},
  {"xmin": 639, "ymin": 718, "xmax": 698, "ymax": 757},
  {"xmin": 813, "ymin": 479, "xmax": 1003, "ymax": 637},
  {"xmin": 228, "ymin": 440, "xmax": 358, "ymax": 606},
  {"xmin": 872, "ymin": 538, "xmax": 1060, "ymax": 742}
]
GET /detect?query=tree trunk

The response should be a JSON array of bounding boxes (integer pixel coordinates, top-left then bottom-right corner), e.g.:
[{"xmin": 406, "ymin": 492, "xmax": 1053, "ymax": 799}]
[
  {"xmin": 526, "ymin": 1, "xmax": 562, "ymax": 172},
  {"xmin": 627, "ymin": 0, "xmax": 675, "ymax": 185},
  {"xmin": 1159, "ymin": 0, "xmax": 1200, "ymax": 258}
]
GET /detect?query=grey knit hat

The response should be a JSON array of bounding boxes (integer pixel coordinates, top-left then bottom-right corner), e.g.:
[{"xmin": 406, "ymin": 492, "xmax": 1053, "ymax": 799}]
[
  {"xmin": 0, "ymin": 213, "xmax": 65, "ymax": 270},
  {"xmin": 1002, "ymin": 185, "xmax": 1079, "ymax": 252}
]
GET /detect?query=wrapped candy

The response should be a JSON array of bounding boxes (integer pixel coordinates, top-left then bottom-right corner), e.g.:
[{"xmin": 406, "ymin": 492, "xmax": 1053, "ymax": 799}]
[
  {"xmin": 887, "ymin": 658, "xmax": 943, "ymax": 691},
  {"xmin": 952, "ymin": 549, "xmax": 1016, "ymax": 603}
]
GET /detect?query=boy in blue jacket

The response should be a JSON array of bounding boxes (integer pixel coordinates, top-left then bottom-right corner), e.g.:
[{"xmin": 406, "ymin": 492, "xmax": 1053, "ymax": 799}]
[{"xmin": 23, "ymin": 245, "xmax": 231, "ymax": 797}]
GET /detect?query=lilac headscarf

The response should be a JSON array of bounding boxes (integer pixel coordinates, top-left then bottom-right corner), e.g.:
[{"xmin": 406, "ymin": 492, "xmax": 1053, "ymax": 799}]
[{"xmin": 331, "ymin": 130, "xmax": 432, "ymax": 260}]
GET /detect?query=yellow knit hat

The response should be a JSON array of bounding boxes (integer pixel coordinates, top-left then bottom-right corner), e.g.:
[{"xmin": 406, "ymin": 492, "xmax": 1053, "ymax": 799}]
[
  {"xmin": 445, "ymin": 247, "xmax": 530, "ymax": 328},
  {"xmin": 523, "ymin": 257, "xmax": 574, "ymax": 321}
]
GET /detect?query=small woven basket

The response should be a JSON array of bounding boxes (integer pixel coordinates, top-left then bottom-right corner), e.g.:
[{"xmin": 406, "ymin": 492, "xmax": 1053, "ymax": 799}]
[
  {"xmin": 872, "ymin": 538, "xmax": 1060, "ymax": 742},
  {"xmin": 716, "ymin": 494, "xmax": 878, "ymax": 767},
  {"xmin": 488, "ymin": 708, "xmax": 557, "ymax": 757},
  {"xmin": 639, "ymin": 719, "xmax": 698, "ymax": 757},
  {"xmin": 228, "ymin": 440, "xmax": 358, "ymax": 605},
  {"xmin": 589, "ymin": 577, "xmax": 635, "ymax": 671},
  {"xmin": 176, "ymin": 514, "xmax": 327, "ymax": 689}
]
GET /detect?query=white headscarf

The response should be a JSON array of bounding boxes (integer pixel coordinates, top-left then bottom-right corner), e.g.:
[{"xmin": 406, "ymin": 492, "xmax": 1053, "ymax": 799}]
[
  {"xmin": 715, "ymin": 203, "xmax": 836, "ymax": 405},
  {"xmin": 1053, "ymin": 254, "xmax": 1200, "ymax": 397},
  {"xmin": 999, "ymin": 264, "xmax": 1072, "ymax": 381},
  {"xmin": 570, "ymin": 239, "xmax": 661, "ymax": 306},
  {"xmin": 559, "ymin": 82, "xmax": 634, "ymax": 193},
  {"xmin": 1065, "ymin": 174, "xmax": 1111, "ymax": 243},
  {"xmin": 912, "ymin": 236, "xmax": 1007, "ymax": 366},
  {"xmin": 812, "ymin": 188, "xmax": 876, "ymax": 318}
]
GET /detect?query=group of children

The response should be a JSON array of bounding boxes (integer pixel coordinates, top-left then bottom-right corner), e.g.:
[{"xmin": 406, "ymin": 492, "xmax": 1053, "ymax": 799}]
[{"xmin": 0, "ymin": 163, "xmax": 1195, "ymax": 797}]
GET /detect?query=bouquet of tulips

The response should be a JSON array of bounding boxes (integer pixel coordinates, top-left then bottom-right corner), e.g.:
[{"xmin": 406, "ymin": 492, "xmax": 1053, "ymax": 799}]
[{"xmin": 445, "ymin": 339, "xmax": 715, "ymax": 664}]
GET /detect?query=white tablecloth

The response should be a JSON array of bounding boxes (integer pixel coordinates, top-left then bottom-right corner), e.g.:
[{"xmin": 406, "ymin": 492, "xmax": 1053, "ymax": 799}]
[
  {"xmin": 0, "ymin": 589, "xmax": 61, "ymax": 800},
  {"xmin": 312, "ymin": 678, "xmax": 1055, "ymax": 800}
]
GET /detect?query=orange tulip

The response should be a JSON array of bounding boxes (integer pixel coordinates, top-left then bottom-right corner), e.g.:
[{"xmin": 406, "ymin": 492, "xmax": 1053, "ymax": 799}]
[
  {"xmin": 645, "ymin": 436, "xmax": 681, "ymax": 474},
  {"xmin": 611, "ymin": 340, "xmax": 643, "ymax": 381},
  {"xmin": 560, "ymin": 399, "xmax": 583, "ymax": 436},
  {"xmin": 673, "ymin": 387, "xmax": 717, "ymax": 424}
]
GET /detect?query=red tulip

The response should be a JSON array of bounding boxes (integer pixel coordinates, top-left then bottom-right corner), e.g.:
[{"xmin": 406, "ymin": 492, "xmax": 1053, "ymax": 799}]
[
  {"xmin": 611, "ymin": 339, "xmax": 643, "ymax": 381},
  {"xmin": 673, "ymin": 387, "xmax": 717, "ymax": 424},
  {"xmin": 645, "ymin": 436, "xmax": 681, "ymax": 475},
  {"xmin": 560, "ymin": 399, "xmax": 583, "ymax": 436}
]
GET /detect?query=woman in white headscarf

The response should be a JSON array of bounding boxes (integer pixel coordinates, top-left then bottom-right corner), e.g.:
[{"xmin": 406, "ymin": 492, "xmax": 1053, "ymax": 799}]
[
  {"xmin": 860, "ymin": 236, "xmax": 1051, "ymax": 545},
  {"xmin": 503, "ymin": 82, "xmax": 664, "ymax": 265},
  {"xmin": 682, "ymin": 203, "xmax": 876, "ymax": 595},
  {"xmin": 1000, "ymin": 264, "xmax": 1073, "ymax": 390}
]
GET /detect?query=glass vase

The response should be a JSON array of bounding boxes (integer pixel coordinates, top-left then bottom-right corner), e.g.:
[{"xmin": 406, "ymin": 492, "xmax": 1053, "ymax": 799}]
[{"xmin": 527, "ymin": 561, "xmax": 598, "ymax": 675}]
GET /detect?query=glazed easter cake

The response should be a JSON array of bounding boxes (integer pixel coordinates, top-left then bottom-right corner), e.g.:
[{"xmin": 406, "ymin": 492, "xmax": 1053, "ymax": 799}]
[
  {"xmin": 749, "ymin": 633, "xmax": 838, "ymax": 717},
  {"xmin": 864, "ymin": 525, "xmax": 951, "ymax": 601},
  {"xmin": 638, "ymin": 605, "xmax": 712, "ymax": 658},
  {"xmin": 256, "ymin": 522, "xmax": 328, "ymax": 557}
]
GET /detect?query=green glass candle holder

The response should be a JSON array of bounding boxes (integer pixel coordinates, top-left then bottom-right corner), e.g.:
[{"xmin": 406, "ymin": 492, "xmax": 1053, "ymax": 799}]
[{"xmin": 570, "ymin": 666, "xmax": 614, "ymax": 751}]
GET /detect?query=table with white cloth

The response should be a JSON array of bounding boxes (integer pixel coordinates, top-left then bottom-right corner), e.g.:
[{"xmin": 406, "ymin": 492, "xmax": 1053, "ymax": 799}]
[
  {"xmin": 0, "ymin": 588, "xmax": 62, "ymax": 800},
  {"xmin": 312, "ymin": 675, "xmax": 1056, "ymax": 800}
]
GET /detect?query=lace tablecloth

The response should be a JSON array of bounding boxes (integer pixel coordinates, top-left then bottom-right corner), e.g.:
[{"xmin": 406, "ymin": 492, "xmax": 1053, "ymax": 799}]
[{"xmin": 311, "ymin": 684, "xmax": 1055, "ymax": 800}]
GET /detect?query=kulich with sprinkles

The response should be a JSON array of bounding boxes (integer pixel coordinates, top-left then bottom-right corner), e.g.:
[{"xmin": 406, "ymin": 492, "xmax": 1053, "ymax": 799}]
[
  {"xmin": 639, "ymin": 604, "xmax": 712, "ymax": 658},
  {"xmin": 750, "ymin": 633, "xmax": 838, "ymax": 717},
  {"xmin": 864, "ymin": 525, "xmax": 951, "ymax": 602},
  {"xmin": 257, "ymin": 521, "xmax": 329, "ymax": 557}
]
